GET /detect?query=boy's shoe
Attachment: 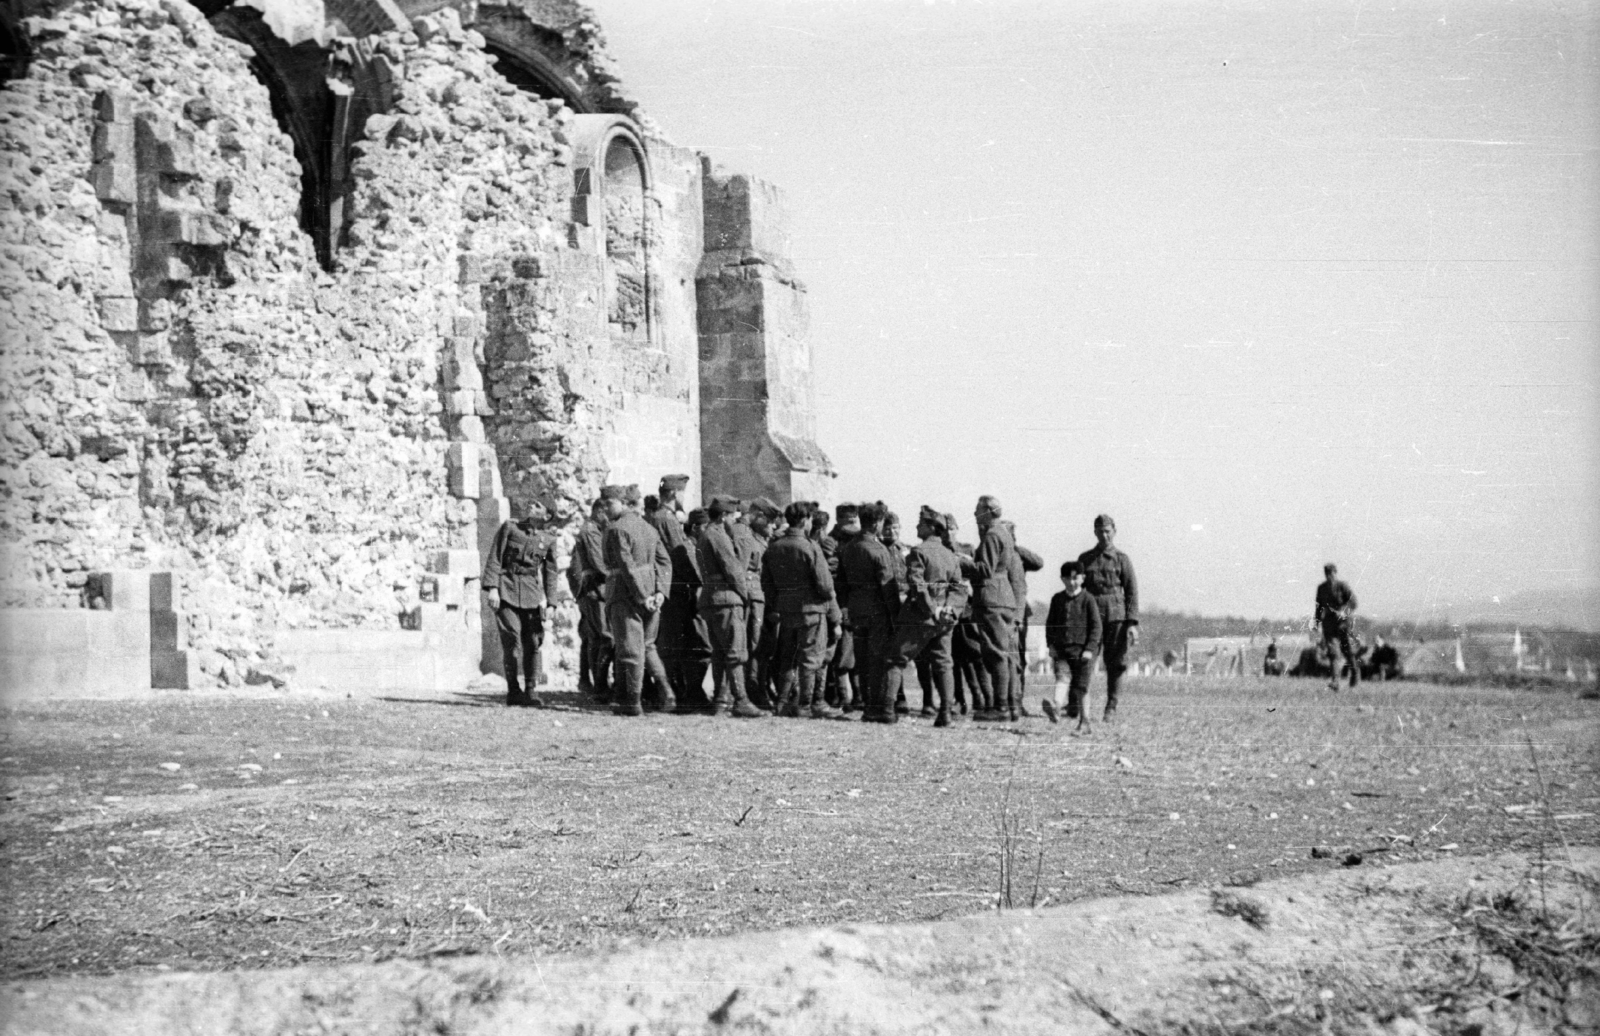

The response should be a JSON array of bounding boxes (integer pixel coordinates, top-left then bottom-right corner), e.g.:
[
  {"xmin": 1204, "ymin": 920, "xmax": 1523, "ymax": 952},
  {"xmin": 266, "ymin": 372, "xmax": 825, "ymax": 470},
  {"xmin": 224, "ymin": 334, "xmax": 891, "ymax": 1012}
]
[
  {"xmin": 933, "ymin": 711, "xmax": 950, "ymax": 728},
  {"xmin": 1040, "ymin": 700, "xmax": 1059, "ymax": 724}
]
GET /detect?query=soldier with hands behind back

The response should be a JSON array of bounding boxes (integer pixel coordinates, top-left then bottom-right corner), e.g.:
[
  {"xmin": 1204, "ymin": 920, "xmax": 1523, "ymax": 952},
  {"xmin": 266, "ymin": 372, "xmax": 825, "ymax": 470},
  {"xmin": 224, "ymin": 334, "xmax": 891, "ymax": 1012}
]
[
  {"xmin": 482, "ymin": 499, "xmax": 561, "ymax": 708},
  {"xmin": 601, "ymin": 484, "xmax": 675, "ymax": 716}
]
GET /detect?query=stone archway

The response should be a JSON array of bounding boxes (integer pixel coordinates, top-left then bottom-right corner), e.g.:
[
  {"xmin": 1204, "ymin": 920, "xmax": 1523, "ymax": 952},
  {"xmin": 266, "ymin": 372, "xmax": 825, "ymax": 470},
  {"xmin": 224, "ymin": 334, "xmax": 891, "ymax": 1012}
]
[{"xmin": 568, "ymin": 115, "xmax": 653, "ymax": 345}]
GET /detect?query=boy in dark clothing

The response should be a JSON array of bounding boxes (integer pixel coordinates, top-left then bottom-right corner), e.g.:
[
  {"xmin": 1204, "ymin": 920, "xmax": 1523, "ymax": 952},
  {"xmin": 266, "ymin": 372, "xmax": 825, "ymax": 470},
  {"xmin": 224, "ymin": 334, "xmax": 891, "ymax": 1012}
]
[{"xmin": 1041, "ymin": 560, "xmax": 1103, "ymax": 734}]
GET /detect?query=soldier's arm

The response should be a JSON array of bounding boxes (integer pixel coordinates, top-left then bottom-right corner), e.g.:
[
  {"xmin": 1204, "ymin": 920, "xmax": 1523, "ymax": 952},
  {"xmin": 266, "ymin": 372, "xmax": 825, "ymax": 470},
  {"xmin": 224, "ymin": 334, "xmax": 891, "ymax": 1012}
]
[
  {"xmin": 481, "ymin": 521, "xmax": 510, "ymax": 590},
  {"xmin": 1085, "ymin": 596, "xmax": 1103, "ymax": 657},
  {"xmin": 1121, "ymin": 553, "xmax": 1139, "ymax": 624},
  {"xmin": 810, "ymin": 543, "xmax": 835, "ymax": 600},
  {"xmin": 652, "ymin": 536, "xmax": 672, "ymax": 601},
  {"xmin": 1344, "ymin": 584, "xmax": 1358, "ymax": 614},
  {"xmin": 615, "ymin": 526, "xmax": 649, "ymax": 606},
  {"xmin": 1016, "ymin": 544, "xmax": 1045, "ymax": 573},
  {"xmin": 874, "ymin": 551, "xmax": 900, "ymax": 620},
  {"xmin": 905, "ymin": 549, "xmax": 936, "ymax": 616},
  {"xmin": 970, "ymin": 528, "xmax": 1004, "ymax": 582},
  {"xmin": 711, "ymin": 531, "xmax": 750, "ymax": 604}
]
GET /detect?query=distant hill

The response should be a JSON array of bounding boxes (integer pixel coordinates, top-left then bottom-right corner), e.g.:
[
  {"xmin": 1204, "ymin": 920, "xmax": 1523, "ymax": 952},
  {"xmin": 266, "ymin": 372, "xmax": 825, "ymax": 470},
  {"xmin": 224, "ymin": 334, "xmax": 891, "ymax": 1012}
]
[{"xmin": 1377, "ymin": 585, "xmax": 1600, "ymax": 634}]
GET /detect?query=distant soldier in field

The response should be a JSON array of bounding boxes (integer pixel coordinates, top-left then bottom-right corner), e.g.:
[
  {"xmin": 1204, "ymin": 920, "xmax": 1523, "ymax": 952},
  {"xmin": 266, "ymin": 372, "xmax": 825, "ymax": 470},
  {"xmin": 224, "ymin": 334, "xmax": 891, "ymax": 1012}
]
[
  {"xmin": 837, "ymin": 501, "xmax": 902, "ymax": 723},
  {"xmin": 1315, "ymin": 563, "xmax": 1360, "ymax": 691},
  {"xmin": 567, "ymin": 496, "xmax": 612, "ymax": 702},
  {"xmin": 963, "ymin": 495, "xmax": 1022, "ymax": 722},
  {"xmin": 1078, "ymin": 514, "xmax": 1140, "ymax": 722},
  {"xmin": 1262, "ymin": 638, "xmax": 1287, "ymax": 677},
  {"xmin": 1365, "ymin": 634, "xmax": 1401, "ymax": 682},
  {"xmin": 944, "ymin": 511, "xmax": 985, "ymax": 715},
  {"xmin": 601, "ymin": 485, "xmax": 675, "ymax": 716},
  {"xmin": 883, "ymin": 506, "xmax": 968, "ymax": 727},
  {"xmin": 482, "ymin": 499, "xmax": 561, "ymax": 708},
  {"xmin": 698, "ymin": 495, "xmax": 766, "ymax": 718},
  {"xmin": 762, "ymin": 500, "xmax": 845, "ymax": 719}
]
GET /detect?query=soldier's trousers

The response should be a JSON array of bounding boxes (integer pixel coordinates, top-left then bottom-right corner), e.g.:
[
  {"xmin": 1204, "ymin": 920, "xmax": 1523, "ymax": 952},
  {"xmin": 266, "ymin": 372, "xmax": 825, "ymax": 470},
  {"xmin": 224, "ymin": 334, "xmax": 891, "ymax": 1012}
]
[
  {"xmin": 704, "ymin": 603, "xmax": 749, "ymax": 706},
  {"xmin": 607, "ymin": 599, "xmax": 672, "ymax": 711},
  {"xmin": 849, "ymin": 614, "xmax": 894, "ymax": 718},
  {"xmin": 496, "ymin": 603, "xmax": 545, "ymax": 698},
  {"xmin": 577, "ymin": 596, "xmax": 611, "ymax": 697},
  {"xmin": 885, "ymin": 623, "xmax": 954, "ymax": 717},
  {"xmin": 1320, "ymin": 621, "xmax": 1360, "ymax": 686},
  {"xmin": 774, "ymin": 612, "xmax": 829, "ymax": 713},
  {"xmin": 745, "ymin": 598, "xmax": 770, "ymax": 706},
  {"xmin": 972, "ymin": 607, "xmax": 1019, "ymax": 713},
  {"xmin": 953, "ymin": 617, "xmax": 988, "ymax": 710},
  {"xmin": 1101, "ymin": 620, "xmax": 1137, "ymax": 710}
]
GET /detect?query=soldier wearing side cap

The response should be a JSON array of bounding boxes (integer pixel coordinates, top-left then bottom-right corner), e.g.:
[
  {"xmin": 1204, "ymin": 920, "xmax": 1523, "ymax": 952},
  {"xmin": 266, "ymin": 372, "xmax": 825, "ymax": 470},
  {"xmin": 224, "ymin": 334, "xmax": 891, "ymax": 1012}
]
[
  {"xmin": 1077, "ymin": 514, "xmax": 1140, "ymax": 721},
  {"xmin": 883, "ymin": 506, "xmax": 969, "ymax": 727},
  {"xmin": 601, "ymin": 484, "xmax": 676, "ymax": 716},
  {"xmin": 667, "ymin": 508, "xmax": 714, "ymax": 712},
  {"xmin": 647, "ymin": 475, "xmax": 691, "ymax": 699},
  {"xmin": 879, "ymin": 509, "xmax": 913, "ymax": 715},
  {"xmin": 482, "ymin": 498, "xmax": 561, "ymax": 708},
  {"xmin": 697, "ymin": 495, "xmax": 767, "ymax": 718},
  {"xmin": 566, "ymin": 496, "xmax": 612, "ymax": 701},
  {"xmin": 739, "ymin": 498, "xmax": 782, "ymax": 710}
]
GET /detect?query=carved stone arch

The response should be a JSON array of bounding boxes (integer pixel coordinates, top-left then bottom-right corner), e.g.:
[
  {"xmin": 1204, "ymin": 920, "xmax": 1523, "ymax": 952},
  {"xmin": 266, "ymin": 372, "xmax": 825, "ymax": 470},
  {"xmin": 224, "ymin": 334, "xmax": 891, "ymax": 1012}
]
[
  {"xmin": 569, "ymin": 115, "xmax": 653, "ymax": 344},
  {"xmin": 469, "ymin": 2, "xmax": 628, "ymax": 115}
]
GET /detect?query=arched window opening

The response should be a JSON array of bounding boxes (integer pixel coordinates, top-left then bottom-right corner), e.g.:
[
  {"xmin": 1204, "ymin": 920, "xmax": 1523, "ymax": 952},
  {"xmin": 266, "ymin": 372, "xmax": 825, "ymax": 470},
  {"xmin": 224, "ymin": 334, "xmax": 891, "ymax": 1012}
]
[
  {"xmin": 482, "ymin": 41, "xmax": 591, "ymax": 112},
  {"xmin": 603, "ymin": 136, "xmax": 649, "ymax": 343}
]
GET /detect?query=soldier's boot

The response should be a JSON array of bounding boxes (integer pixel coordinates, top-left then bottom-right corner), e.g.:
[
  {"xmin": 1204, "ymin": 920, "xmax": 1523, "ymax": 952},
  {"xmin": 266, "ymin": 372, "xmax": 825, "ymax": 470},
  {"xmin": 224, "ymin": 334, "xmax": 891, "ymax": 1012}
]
[
  {"xmin": 805, "ymin": 672, "xmax": 844, "ymax": 719},
  {"xmin": 593, "ymin": 642, "xmax": 615, "ymax": 703},
  {"xmin": 893, "ymin": 669, "xmax": 910, "ymax": 714},
  {"xmin": 774, "ymin": 671, "xmax": 800, "ymax": 717},
  {"xmin": 728, "ymin": 667, "xmax": 767, "ymax": 719},
  {"xmin": 611, "ymin": 676, "xmax": 643, "ymax": 716},
  {"xmin": 678, "ymin": 660, "xmax": 712, "ymax": 713},
  {"xmin": 653, "ymin": 675, "xmax": 677, "ymax": 716},
  {"xmin": 709, "ymin": 662, "xmax": 731, "ymax": 716},
  {"xmin": 1103, "ymin": 672, "xmax": 1120, "ymax": 722},
  {"xmin": 747, "ymin": 660, "xmax": 774, "ymax": 711},
  {"xmin": 576, "ymin": 637, "xmax": 593, "ymax": 697}
]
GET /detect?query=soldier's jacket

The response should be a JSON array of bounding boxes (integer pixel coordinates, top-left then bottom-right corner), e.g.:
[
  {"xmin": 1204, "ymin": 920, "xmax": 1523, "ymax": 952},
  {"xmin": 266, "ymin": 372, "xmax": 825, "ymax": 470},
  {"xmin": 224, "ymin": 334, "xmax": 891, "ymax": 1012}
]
[
  {"xmin": 602, "ymin": 510, "xmax": 672, "ymax": 607},
  {"xmin": 565, "ymin": 517, "xmax": 607, "ymax": 600},
  {"xmin": 761, "ymin": 527, "xmax": 834, "ymax": 617},
  {"xmin": 1002, "ymin": 524, "xmax": 1044, "ymax": 616},
  {"xmin": 645, "ymin": 505, "xmax": 686, "ymax": 556},
  {"xmin": 734, "ymin": 521, "xmax": 767, "ymax": 603},
  {"xmin": 483, "ymin": 520, "xmax": 561, "ymax": 609},
  {"xmin": 669, "ymin": 535, "xmax": 702, "ymax": 603},
  {"xmin": 696, "ymin": 520, "xmax": 750, "ymax": 608},
  {"xmin": 1078, "ymin": 544, "xmax": 1139, "ymax": 625},
  {"xmin": 1314, "ymin": 579, "xmax": 1357, "ymax": 626},
  {"xmin": 950, "ymin": 538, "xmax": 977, "ymax": 619},
  {"xmin": 837, "ymin": 535, "xmax": 901, "ymax": 622},
  {"xmin": 963, "ymin": 521, "xmax": 1020, "ymax": 613},
  {"xmin": 821, "ymin": 528, "xmax": 855, "ymax": 577},
  {"xmin": 902, "ymin": 536, "xmax": 968, "ymax": 626}
]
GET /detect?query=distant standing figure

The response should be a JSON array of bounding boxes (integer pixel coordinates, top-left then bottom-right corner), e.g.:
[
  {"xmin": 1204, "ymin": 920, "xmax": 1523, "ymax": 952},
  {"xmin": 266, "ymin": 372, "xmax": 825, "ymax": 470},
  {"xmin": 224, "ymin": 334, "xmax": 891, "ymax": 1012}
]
[
  {"xmin": 602, "ymin": 485, "xmax": 675, "ymax": 716},
  {"xmin": 1041, "ymin": 560, "xmax": 1102, "ymax": 734},
  {"xmin": 1078, "ymin": 514, "xmax": 1139, "ymax": 721},
  {"xmin": 1263, "ymin": 639, "xmax": 1286, "ymax": 677},
  {"xmin": 1314, "ymin": 563, "xmax": 1359, "ymax": 690},
  {"xmin": 482, "ymin": 499, "xmax": 561, "ymax": 708}
]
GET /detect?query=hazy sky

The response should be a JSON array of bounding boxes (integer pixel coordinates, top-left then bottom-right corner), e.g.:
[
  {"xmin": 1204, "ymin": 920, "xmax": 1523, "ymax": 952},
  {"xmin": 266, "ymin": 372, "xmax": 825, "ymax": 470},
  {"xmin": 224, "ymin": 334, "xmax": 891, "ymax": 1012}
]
[{"xmin": 589, "ymin": 0, "xmax": 1598, "ymax": 623}]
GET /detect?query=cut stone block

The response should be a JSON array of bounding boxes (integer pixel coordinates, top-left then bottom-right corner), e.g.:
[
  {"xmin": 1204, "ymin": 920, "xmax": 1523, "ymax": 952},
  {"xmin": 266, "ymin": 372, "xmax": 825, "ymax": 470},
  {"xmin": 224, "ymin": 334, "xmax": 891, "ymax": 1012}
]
[
  {"xmin": 92, "ymin": 569, "xmax": 150, "ymax": 613},
  {"xmin": 97, "ymin": 296, "xmax": 139, "ymax": 332},
  {"xmin": 151, "ymin": 650, "xmax": 198, "ymax": 690},
  {"xmin": 447, "ymin": 442, "xmax": 482, "ymax": 498},
  {"xmin": 149, "ymin": 572, "xmax": 181, "ymax": 613},
  {"xmin": 429, "ymin": 549, "xmax": 482, "ymax": 578}
]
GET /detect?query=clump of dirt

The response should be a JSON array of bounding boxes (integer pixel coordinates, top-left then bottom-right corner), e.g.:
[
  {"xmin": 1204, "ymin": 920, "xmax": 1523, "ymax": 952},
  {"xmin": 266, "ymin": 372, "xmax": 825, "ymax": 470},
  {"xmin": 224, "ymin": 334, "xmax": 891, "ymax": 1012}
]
[{"xmin": 2, "ymin": 849, "xmax": 1595, "ymax": 1035}]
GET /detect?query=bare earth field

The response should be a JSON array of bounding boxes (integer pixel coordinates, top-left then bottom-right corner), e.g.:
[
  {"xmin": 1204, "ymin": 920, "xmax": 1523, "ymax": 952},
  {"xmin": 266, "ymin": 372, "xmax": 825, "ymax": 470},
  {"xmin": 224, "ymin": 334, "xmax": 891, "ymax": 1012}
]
[{"xmin": 1, "ymin": 676, "xmax": 1597, "ymax": 1033}]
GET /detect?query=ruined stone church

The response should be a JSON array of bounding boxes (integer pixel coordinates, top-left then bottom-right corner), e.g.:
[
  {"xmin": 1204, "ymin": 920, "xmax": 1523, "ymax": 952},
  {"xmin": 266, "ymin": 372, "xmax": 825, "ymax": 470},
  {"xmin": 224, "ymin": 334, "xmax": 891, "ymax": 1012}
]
[{"xmin": 0, "ymin": 0, "xmax": 834, "ymax": 693}]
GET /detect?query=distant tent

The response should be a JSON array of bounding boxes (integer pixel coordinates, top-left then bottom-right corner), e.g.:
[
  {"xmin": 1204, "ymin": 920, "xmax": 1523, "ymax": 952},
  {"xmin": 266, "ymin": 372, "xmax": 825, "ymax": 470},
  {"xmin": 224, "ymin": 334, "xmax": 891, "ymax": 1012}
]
[
  {"xmin": 1404, "ymin": 641, "xmax": 1459, "ymax": 677},
  {"xmin": 1454, "ymin": 639, "xmax": 1466, "ymax": 673}
]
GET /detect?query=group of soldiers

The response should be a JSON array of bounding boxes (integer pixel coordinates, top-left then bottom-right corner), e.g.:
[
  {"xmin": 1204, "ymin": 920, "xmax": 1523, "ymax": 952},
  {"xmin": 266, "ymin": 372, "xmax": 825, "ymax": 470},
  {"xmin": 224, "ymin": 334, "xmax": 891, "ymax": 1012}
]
[{"xmin": 482, "ymin": 475, "xmax": 1142, "ymax": 728}]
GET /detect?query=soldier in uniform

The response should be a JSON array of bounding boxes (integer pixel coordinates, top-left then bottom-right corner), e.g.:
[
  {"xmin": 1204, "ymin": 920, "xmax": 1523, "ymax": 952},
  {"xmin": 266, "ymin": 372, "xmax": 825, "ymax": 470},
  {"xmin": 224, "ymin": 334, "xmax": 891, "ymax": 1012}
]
[
  {"xmin": 762, "ymin": 500, "xmax": 846, "ymax": 719},
  {"xmin": 664, "ymin": 508, "xmax": 712, "ymax": 712},
  {"xmin": 1003, "ymin": 520, "xmax": 1045, "ymax": 716},
  {"xmin": 567, "ymin": 496, "xmax": 612, "ymax": 702},
  {"xmin": 482, "ymin": 499, "xmax": 561, "ymax": 708},
  {"xmin": 882, "ymin": 506, "xmax": 968, "ymax": 727},
  {"xmin": 1077, "ymin": 514, "xmax": 1140, "ymax": 721},
  {"xmin": 697, "ymin": 495, "xmax": 766, "ymax": 718},
  {"xmin": 740, "ymin": 499, "xmax": 782, "ymax": 710},
  {"xmin": 646, "ymin": 477, "xmax": 689, "ymax": 701},
  {"xmin": 964, "ymin": 495, "xmax": 1022, "ymax": 721},
  {"xmin": 943, "ymin": 511, "xmax": 985, "ymax": 715},
  {"xmin": 822, "ymin": 504, "xmax": 862, "ymax": 711},
  {"xmin": 1315, "ymin": 563, "xmax": 1360, "ymax": 690},
  {"xmin": 601, "ymin": 484, "xmax": 675, "ymax": 716},
  {"xmin": 879, "ymin": 509, "xmax": 913, "ymax": 714},
  {"xmin": 837, "ymin": 501, "xmax": 902, "ymax": 723}
]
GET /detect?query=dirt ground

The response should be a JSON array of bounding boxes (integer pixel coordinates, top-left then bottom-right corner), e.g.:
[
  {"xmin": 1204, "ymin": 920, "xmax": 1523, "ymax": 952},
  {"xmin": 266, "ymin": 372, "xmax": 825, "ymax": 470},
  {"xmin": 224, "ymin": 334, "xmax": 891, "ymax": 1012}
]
[{"xmin": 1, "ymin": 675, "xmax": 1597, "ymax": 1032}]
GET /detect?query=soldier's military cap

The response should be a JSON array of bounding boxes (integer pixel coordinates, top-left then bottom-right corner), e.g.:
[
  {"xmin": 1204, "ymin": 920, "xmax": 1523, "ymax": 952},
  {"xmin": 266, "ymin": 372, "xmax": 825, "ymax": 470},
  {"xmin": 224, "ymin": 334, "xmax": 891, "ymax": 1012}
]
[
  {"xmin": 1094, "ymin": 513, "xmax": 1116, "ymax": 529},
  {"xmin": 600, "ymin": 484, "xmax": 628, "ymax": 501},
  {"xmin": 622, "ymin": 484, "xmax": 643, "ymax": 505},
  {"xmin": 659, "ymin": 474, "xmax": 690, "ymax": 492},
  {"xmin": 748, "ymin": 497, "xmax": 780, "ymax": 518},
  {"xmin": 835, "ymin": 503, "xmax": 859, "ymax": 522},
  {"xmin": 709, "ymin": 493, "xmax": 742, "ymax": 510},
  {"xmin": 943, "ymin": 512, "xmax": 959, "ymax": 534},
  {"xmin": 521, "ymin": 500, "xmax": 550, "ymax": 520},
  {"xmin": 918, "ymin": 505, "xmax": 946, "ymax": 530}
]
